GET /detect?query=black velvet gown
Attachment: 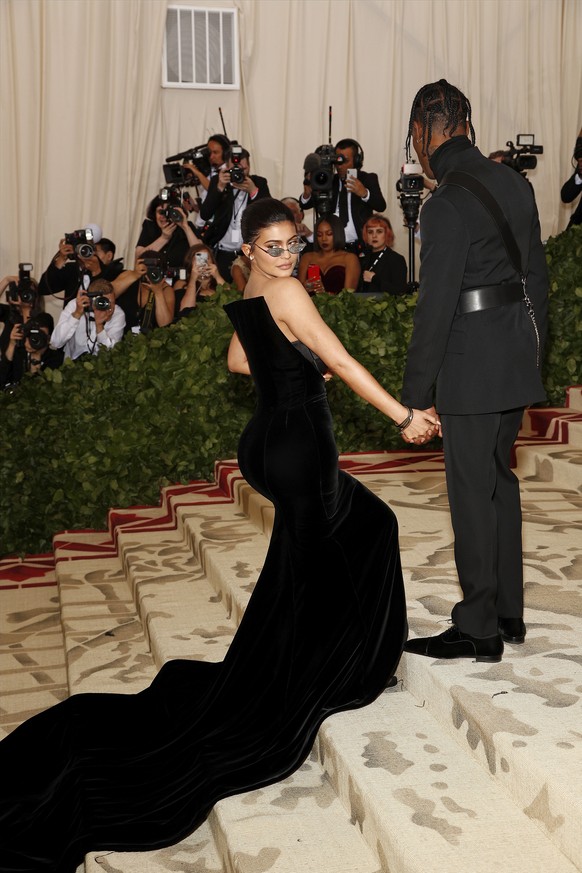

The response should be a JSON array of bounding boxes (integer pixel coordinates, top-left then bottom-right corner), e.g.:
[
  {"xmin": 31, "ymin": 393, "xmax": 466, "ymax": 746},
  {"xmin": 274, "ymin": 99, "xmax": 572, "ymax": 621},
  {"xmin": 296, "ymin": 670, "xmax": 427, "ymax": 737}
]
[{"xmin": 0, "ymin": 295, "xmax": 407, "ymax": 872}]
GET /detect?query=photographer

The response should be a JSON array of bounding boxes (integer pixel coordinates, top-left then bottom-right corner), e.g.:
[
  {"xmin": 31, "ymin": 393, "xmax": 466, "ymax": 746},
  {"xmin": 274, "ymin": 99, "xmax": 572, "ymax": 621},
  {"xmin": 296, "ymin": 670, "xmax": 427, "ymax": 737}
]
[
  {"xmin": 174, "ymin": 244, "xmax": 226, "ymax": 316},
  {"xmin": 134, "ymin": 194, "xmax": 199, "ymax": 268},
  {"xmin": 0, "ymin": 312, "xmax": 63, "ymax": 390},
  {"xmin": 300, "ymin": 138, "xmax": 386, "ymax": 252},
  {"xmin": 199, "ymin": 147, "xmax": 270, "ymax": 282},
  {"xmin": 50, "ymin": 278, "xmax": 125, "ymax": 360},
  {"xmin": 38, "ymin": 227, "xmax": 121, "ymax": 307},
  {"xmin": 561, "ymin": 127, "xmax": 582, "ymax": 227},
  {"xmin": 112, "ymin": 252, "xmax": 177, "ymax": 334}
]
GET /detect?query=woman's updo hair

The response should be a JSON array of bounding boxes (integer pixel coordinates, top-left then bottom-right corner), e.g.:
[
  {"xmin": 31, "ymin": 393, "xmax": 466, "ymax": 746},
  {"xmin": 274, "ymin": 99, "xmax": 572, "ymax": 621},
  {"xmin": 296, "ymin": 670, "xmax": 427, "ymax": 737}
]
[{"xmin": 241, "ymin": 198, "xmax": 296, "ymax": 245}]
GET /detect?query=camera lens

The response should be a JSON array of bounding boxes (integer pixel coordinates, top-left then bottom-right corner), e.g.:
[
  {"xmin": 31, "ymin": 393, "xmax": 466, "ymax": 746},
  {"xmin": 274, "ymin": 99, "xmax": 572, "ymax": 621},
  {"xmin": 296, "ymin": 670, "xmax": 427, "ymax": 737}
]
[{"xmin": 76, "ymin": 243, "xmax": 95, "ymax": 259}]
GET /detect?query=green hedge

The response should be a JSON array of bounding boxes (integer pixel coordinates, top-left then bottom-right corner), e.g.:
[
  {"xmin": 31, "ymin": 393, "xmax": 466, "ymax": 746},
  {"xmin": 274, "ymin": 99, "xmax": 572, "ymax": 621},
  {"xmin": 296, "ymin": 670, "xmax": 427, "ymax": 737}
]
[
  {"xmin": 542, "ymin": 224, "xmax": 582, "ymax": 405},
  {"xmin": 1, "ymin": 224, "xmax": 581, "ymax": 557}
]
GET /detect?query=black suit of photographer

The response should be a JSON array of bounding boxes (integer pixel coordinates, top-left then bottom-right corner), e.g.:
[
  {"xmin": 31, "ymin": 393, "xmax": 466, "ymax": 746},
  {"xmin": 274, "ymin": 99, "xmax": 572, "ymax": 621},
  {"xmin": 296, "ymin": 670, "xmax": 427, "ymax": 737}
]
[
  {"xmin": 200, "ymin": 174, "xmax": 270, "ymax": 247},
  {"xmin": 301, "ymin": 170, "xmax": 386, "ymax": 245},
  {"xmin": 38, "ymin": 258, "xmax": 119, "ymax": 307}
]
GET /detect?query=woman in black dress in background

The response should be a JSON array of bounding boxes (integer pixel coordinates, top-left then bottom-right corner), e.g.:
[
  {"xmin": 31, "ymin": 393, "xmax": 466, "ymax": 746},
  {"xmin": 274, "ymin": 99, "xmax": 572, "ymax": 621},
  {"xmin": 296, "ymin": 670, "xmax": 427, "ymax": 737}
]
[{"xmin": 0, "ymin": 200, "xmax": 437, "ymax": 872}]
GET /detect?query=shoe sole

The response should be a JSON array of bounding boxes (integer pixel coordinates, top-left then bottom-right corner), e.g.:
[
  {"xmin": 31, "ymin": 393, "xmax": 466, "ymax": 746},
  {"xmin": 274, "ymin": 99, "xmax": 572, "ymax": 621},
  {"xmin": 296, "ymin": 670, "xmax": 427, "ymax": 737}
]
[
  {"xmin": 475, "ymin": 653, "xmax": 503, "ymax": 662},
  {"xmin": 500, "ymin": 635, "xmax": 525, "ymax": 644}
]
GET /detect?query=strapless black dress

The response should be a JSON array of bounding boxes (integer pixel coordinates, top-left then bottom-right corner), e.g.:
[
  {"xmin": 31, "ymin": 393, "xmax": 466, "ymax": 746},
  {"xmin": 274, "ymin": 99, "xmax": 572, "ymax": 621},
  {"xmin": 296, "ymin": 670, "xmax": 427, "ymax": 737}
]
[{"xmin": 0, "ymin": 295, "xmax": 406, "ymax": 872}]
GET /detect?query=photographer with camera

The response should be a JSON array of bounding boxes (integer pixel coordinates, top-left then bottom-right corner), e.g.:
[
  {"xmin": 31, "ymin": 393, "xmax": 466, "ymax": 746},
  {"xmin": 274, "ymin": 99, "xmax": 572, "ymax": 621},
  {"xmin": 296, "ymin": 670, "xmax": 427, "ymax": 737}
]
[
  {"xmin": 0, "ymin": 268, "xmax": 62, "ymax": 388},
  {"xmin": 50, "ymin": 278, "xmax": 125, "ymax": 360},
  {"xmin": 561, "ymin": 127, "xmax": 582, "ymax": 227},
  {"xmin": 0, "ymin": 312, "xmax": 62, "ymax": 391},
  {"xmin": 38, "ymin": 225, "xmax": 121, "ymax": 307},
  {"xmin": 301, "ymin": 138, "xmax": 386, "ymax": 252},
  {"xmin": 135, "ymin": 192, "xmax": 199, "ymax": 268},
  {"xmin": 173, "ymin": 244, "xmax": 227, "ymax": 316},
  {"xmin": 199, "ymin": 146, "xmax": 270, "ymax": 282},
  {"xmin": 112, "ymin": 251, "xmax": 178, "ymax": 334}
]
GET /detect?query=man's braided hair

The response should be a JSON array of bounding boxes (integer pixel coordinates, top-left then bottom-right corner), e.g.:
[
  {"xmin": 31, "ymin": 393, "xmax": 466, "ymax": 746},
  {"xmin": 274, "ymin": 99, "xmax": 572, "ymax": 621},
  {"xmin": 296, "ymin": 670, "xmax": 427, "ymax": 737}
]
[{"xmin": 405, "ymin": 79, "xmax": 475, "ymax": 161}]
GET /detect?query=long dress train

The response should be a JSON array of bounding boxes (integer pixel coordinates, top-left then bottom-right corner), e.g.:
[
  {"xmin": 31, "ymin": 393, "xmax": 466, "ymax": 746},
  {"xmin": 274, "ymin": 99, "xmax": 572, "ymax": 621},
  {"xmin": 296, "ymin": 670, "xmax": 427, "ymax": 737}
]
[{"xmin": 0, "ymin": 294, "xmax": 407, "ymax": 871}]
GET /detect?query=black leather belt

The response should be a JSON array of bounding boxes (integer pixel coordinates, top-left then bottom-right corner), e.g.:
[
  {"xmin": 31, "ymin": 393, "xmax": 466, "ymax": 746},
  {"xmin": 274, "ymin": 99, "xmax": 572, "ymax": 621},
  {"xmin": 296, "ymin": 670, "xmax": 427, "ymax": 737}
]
[{"xmin": 457, "ymin": 283, "xmax": 523, "ymax": 315}]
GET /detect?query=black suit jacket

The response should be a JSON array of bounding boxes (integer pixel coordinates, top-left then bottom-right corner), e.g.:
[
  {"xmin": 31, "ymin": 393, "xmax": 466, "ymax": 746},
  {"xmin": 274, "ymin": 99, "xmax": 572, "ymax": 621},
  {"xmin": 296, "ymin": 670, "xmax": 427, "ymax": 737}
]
[
  {"xmin": 200, "ymin": 175, "xmax": 270, "ymax": 247},
  {"xmin": 301, "ymin": 169, "xmax": 386, "ymax": 240},
  {"xmin": 357, "ymin": 247, "xmax": 407, "ymax": 295},
  {"xmin": 560, "ymin": 171, "xmax": 582, "ymax": 226},
  {"xmin": 401, "ymin": 136, "xmax": 548, "ymax": 415}
]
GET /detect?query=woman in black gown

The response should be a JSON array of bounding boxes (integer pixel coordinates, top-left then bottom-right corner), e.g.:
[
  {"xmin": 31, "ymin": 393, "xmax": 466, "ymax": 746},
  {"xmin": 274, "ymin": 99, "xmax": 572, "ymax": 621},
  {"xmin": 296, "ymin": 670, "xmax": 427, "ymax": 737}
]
[{"xmin": 0, "ymin": 200, "xmax": 438, "ymax": 872}]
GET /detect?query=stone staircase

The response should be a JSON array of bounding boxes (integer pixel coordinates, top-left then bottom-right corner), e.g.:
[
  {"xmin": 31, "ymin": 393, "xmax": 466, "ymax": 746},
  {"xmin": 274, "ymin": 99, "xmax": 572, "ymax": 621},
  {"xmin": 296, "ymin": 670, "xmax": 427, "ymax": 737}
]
[{"xmin": 1, "ymin": 388, "xmax": 581, "ymax": 873}]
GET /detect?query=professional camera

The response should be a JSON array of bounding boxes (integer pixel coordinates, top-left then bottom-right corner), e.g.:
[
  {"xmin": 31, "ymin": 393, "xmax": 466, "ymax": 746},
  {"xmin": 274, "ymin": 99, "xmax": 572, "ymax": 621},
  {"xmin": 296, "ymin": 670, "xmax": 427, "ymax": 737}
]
[
  {"xmin": 396, "ymin": 162, "xmax": 425, "ymax": 228},
  {"xmin": 140, "ymin": 253, "xmax": 186, "ymax": 285},
  {"xmin": 229, "ymin": 144, "xmax": 245, "ymax": 185},
  {"xmin": 163, "ymin": 163, "xmax": 195, "ymax": 186},
  {"xmin": 159, "ymin": 187, "xmax": 183, "ymax": 223},
  {"xmin": 302, "ymin": 145, "xmax": 345, "ymax": 216},
  {"xmin": 65, "ymin": 228, "xmax": 96, "ymax": 258},
  {"xmin": 21, "ymin": 318, "xmax": 49, "ymax": 351},
  {"xmin": 7, "ymin": 263, "xmax": 37, "ymax": 305},
  {"xmin": 396, "ymin": 162, "xmax": 426, "ymax": 294},
  {"xmin": 84, "ymin": 290, "xmax": 112, "ymax": 312},
  {"xmin": 165, "ymin": 144, "xmax": 211, "ymax": 179},
  {"xmin": 499, "ymin": 134, "xmax": 543, "ymax": 176}
]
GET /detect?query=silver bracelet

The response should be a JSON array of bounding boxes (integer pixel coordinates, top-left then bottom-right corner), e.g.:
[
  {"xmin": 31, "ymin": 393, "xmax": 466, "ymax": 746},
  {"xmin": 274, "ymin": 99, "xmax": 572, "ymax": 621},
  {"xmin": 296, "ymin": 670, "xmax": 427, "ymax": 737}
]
[{"xmin": 396, "ymin": 407, "xmax": 413, "ymax": 431}]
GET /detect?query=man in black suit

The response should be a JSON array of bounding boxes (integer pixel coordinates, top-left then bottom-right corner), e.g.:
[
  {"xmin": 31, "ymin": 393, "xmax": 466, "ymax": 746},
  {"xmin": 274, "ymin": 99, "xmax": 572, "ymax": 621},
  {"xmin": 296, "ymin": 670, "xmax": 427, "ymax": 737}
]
[
  {"xmin": 200, "ymin": 148, "xmax": 270, "ymax": 282},
  {"xmin": 300, "ymin": 139, "xmax": 386, "ymax": 252},
  {"xmin": 400, "ymin": 80, "xmax": 549, "ymax": 663}
]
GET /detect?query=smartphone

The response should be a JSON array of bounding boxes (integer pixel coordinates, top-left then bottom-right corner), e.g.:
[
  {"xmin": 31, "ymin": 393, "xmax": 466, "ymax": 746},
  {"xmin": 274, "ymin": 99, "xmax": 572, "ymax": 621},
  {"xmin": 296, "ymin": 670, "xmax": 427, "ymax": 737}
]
[
  {"xmin": 307, "ymin": 265, "xmax": 321, "ymax": 282},
  {"xmin": 195, "ymin": 251, "xmax": 209, "ymax": 268},
  {"xmin": 346, "ymin": 168, "xmax": 358, "ymax": 180}
]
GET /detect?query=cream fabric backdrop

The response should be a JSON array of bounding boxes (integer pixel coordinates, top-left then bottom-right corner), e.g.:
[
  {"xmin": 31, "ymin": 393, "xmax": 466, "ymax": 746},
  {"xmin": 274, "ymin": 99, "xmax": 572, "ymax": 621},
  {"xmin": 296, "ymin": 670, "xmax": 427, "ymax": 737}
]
[{"xmin": 1, "ymin": 0, "xmax": 581, "ymax": 322}]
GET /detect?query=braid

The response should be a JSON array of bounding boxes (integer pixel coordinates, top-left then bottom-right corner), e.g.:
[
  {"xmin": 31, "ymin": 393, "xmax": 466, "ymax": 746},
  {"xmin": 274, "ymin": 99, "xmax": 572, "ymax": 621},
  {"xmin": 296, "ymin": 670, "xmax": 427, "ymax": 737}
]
[{"xmin": 406, "ymin": 79, "xmax": 475, "ymax": 159}]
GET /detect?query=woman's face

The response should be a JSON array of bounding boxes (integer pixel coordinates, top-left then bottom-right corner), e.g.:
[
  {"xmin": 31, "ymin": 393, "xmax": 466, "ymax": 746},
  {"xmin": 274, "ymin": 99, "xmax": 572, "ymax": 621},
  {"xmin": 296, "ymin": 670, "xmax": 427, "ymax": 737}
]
[
  {"xmin": 365, "ymin": 222, "xmax": 392, "ymax": 251},
  {"xmin": 155, "ymin": 205, "xmax": 171, "ymax": 230},
  {"xmin": 316, "ymin": 221, "xmax": 334, "ymax": 252},
  {"xmin": 246, "ymin": 221, "xmax": 300, "ymax": 280}
]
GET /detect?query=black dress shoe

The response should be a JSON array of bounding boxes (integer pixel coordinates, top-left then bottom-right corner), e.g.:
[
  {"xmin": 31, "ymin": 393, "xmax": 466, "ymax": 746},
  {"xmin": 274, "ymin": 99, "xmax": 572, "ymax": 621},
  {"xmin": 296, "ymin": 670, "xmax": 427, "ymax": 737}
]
[
  {"xmin": 498, "ymin": 617, "xmax": 526, "ymax": 644},
  {"xmin": 404, "ymin": 625, "xmax": 503, "ymax": 663}
]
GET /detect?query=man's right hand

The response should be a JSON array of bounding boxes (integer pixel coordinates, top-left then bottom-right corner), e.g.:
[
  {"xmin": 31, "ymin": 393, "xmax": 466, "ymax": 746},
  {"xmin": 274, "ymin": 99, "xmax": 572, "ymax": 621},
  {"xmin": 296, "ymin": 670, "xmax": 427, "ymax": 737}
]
[
  {"xmin": 74, "ymin": 287, "xmax": 91, "ymax": 318},
  {"xmin": 54, "ymin": 239, "xmax": 75, "ymax": 268},
  {"xmin": 217, "ymin": 167, "xmax": 230, "ymax": 192}
]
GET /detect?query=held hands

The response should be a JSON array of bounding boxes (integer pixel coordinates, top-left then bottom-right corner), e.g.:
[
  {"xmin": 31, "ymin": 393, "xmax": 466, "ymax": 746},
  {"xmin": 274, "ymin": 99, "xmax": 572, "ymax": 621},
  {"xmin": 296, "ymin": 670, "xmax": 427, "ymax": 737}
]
[
  {"xmin": 73, "ymin": 287, "xmax": 91, "ymax": 318},
  {"xmin": 399, "ymin": 406, "xmax": 442, "ymax": 445}
]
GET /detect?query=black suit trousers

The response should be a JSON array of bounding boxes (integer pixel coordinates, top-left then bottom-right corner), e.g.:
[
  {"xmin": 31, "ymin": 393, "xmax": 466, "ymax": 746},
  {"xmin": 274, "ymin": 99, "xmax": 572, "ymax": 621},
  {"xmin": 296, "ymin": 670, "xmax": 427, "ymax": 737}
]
[{"xmin": 441, "ymin": 408, "xmax": 525, "ymax": 637}]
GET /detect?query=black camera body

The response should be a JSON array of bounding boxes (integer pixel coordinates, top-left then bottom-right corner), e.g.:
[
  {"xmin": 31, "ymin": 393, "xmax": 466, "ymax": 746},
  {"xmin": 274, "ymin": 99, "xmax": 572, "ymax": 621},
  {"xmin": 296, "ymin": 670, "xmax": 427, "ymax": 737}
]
[
  {"xmin": 84, "ymin": 291, "xmax": 111, "ymax": 312},
  {"xmin": 396, "ymin": 163, "xmax": 425, "ymax": 229},
  {"xmin": 7, "ymin": 263, "xmax": 37, "ymax": 305},
  {"xmin": 141, "ymin": 254, "xmax": 186, "ymax": 285},
  {"xmin": 165, "ymin": 144, "xmax": 211, "ymax": 179},
  {"xmin": 229, "ymin": 144, "xmax": 245, "ymax": 185},
  {"xmin": 501, "ymin": 135, "xmax": 543, "ymax": 176},
  {"xmin": 65, "ymin": 228, "xmax": 95, "ymax": 259},
  {"xmin": 303, "ymin": 144, "xmax": 345, "ymax": 216},
  {"xmin": 22, "ymin": 319, "xmax": 49, "ymax": 351},
  {"xmin": 159, "ymin": 187, "xmax": 183, "ymax": 223},
  {"xmin": 163, "ymin": 163, "xmax": 196, "ymax": 186}
]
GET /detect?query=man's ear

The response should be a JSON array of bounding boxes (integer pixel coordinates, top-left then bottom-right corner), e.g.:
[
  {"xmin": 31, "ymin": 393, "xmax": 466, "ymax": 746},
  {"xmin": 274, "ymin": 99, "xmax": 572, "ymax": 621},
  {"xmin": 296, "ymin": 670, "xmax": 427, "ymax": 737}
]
[{"xmin": 412, "ymin": 119, "xmax": 423, "ymax": 144}]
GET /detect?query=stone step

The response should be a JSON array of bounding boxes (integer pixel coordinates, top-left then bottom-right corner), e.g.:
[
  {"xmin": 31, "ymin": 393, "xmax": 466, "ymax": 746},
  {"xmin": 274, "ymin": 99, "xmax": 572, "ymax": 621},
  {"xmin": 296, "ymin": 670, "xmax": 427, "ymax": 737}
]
[{"xmin": 317, "ymin": 686, "xmax": 579, "ymax": 873}]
